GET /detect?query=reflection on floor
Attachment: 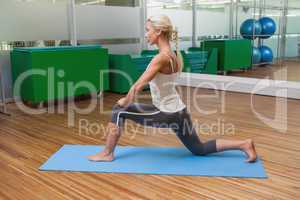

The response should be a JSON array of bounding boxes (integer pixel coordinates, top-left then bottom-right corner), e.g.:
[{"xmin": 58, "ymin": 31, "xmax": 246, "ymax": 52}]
[{"xmin": 227, "ymin": 60, "xmax": 300, "ymax": 82}]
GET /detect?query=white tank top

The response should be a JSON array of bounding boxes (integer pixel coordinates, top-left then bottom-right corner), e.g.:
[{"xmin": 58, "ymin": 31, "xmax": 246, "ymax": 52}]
[{"xmin": 147, "ymin": 53, "xmax": 186, "ymax": 113}]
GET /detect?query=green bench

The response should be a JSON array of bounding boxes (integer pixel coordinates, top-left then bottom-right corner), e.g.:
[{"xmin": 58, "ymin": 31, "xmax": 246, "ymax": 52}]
[
  {"xmin": 140, "ymin": 48, "xmax": 218, "ymax": 74},
  {"xmin": 10, "ymin": 45, "xmax": 109, "ymax": 104},
  {"xmin": 108, "ymin": 48, "xmax": 218, "ymax": 94},
  {"xmin": 181, "ymin": 47, "xmax": 218, "ymax": 74},
  {"xmin": 202, "ymin": 39, "xmax": 252, "ymax": 74},
  {"xmin": 109, "ymin": 53, "xmax": 154, "ymax": 93}
]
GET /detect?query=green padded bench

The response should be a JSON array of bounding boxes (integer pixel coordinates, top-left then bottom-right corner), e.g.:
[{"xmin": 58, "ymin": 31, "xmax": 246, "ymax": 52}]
[
  {"xmin": 10, "ymin": 45, "xmax": 109, "ymax": 104},
  {"xmin": 108, "ymin": 48, "xmax": 218, "ymax": 94},
  {"xmin": 180, "ymin": 47, "xmax": 218, "ymax": 74},
  {"xmin": 131, "ymin": 55, "xmax": 153, "ymax": 77},
  {"xmin": 109, "ymin": 53, "xmax": 154, "ymax": 93},
  {"xmin": 139, "ymin": 48, "xmax": 218, "ymax": 74},
  {"xmin": 202, "ymin": 39, "xmax": 252, "ymax": 74},
  {"xmin": 141, "ymin": 49, "xmax": 159, "ymax": 56}
]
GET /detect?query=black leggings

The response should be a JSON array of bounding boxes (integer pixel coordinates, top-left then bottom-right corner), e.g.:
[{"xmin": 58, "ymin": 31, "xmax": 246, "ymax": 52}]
[{"xmin": 111, "ymin": 103, "xmax": 217, "ymax": 156}]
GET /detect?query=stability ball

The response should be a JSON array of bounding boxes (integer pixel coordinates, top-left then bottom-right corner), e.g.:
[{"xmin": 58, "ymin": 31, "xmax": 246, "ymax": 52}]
[
  {"xmin": 259, "ymin": 45, "xmax": 273, "ymax": 63},
  {"xmin": 240, "ymin": 19, "xmax": 262, "ymax": 40},
  {"xmin": 252, "ymin": 47, "xmax": 261, "ymax": 64},
  {"xmin": 258, "ymin": 17, "xmax": 276, "ymax": 39}
]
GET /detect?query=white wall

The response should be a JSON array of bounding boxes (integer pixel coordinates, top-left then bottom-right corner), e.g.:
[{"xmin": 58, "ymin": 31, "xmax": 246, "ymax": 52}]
[
  {"xmin": 286, "ymin": 14, "xmax": 300, "ymax": 58},
  {"xmin": 197, "ymin": 7, "xmax": 230, "ymax": 36},
  {"xmin": 285, "ymin": 36, "xmax": 300, "ymax": 58},
  {"xmin": 148, "ymin": 7, "xmax": 230, "ymax": 37},
  {"xmin": 287, "ymin": 16, "xmax": 300, "ymax": 34},
  {"xmin": 0, "ymin": 1, "xmax": 70, "ymax": 41},
  {"xmin": 75, "ymin": 5, "xmax": 141, "ymax": 40},
  {"xmin": 147, "ymin": 8, "xmax": 193, "ymax": 37}
]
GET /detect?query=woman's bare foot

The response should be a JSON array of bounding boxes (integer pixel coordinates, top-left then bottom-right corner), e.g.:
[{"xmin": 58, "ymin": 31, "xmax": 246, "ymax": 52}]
[
  {"xmin": 241, "ymin": 139, "xmax": 257, "ymax": 163},
  {"xmin": 87, "ymin": 151, "xmax": 114, "ymax": 162}
]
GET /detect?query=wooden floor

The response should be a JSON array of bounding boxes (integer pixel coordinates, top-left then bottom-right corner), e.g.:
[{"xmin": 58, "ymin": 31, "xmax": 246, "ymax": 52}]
[
  {"xmin": 0, "ymin": 87, "xmax": 299, "ymax": 200},
  {"xmin": 228, "ymin": 60, "xmax": 300, "ymax": 82}
]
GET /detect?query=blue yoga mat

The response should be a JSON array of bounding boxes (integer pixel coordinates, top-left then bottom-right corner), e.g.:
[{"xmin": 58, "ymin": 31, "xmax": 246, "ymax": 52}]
[{"xmin": 39, "ymin": 145, "xmax": 267, "ymax": 178}]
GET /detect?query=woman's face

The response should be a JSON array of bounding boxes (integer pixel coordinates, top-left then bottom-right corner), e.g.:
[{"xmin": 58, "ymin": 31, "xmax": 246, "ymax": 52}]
[{"xmin": 145, "ymin": 21, "xmax": 160, "ymax": 45}]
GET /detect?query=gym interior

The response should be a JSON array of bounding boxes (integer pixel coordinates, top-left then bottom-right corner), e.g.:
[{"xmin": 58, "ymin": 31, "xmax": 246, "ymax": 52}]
[{"xmin": 0, "ymin": 0, "xmax": 299, "ymax": 199}]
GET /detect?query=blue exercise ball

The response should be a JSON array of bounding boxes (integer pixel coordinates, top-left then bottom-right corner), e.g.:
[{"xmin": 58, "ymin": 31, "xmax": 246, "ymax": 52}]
[
  {"xmin": 240, "ymin": 19, "xmax": 262, "ymax": 40},
  {"xmin": 258, "ymin": 17, "xmax": 276, "ymax": 39},
  {"xmin": 252, "ymin": 47, "xmax": 261, "ymax": 64},
  {"xmin": 259, "ymin": 45, "xmax": 273, "ymax": 63}
]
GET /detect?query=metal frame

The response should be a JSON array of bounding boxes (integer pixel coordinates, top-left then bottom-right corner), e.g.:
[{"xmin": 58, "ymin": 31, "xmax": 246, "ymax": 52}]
[
  {"xmin": 70, "ymin": 0, "xmax": 78, "ymax": 46},
  {"xmin": 140, "ymin": 0, "xmax": 148, "ymax": 49},
  {"xmin": 229, "ymin": 0, "xmax": 234, "ymax": 39},
  {"xmin": 279, "ymin": 0, "xmax": 288, "ymax": 64},
  {"xmin": 233, "ymin": 0, "xmax": 289, "ymax": 67},
  {"xmin": 192, "ymin": 0, "xmax": 197, "ymax": 47},
  {"xmin": 0, "ymin": 66, "xmax": 10, "ymax": 116}
]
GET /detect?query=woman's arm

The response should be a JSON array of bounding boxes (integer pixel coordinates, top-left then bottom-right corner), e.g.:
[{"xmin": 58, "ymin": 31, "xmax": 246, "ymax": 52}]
[{"xmin": 117, "ymin": 54, "xmax": 165, "ymax": 107}]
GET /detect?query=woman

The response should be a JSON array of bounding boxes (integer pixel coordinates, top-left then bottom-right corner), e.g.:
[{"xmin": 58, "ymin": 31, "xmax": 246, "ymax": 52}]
[{"xmin": 88, "ymin": 15, "xmax": 257, "ymax": 162}]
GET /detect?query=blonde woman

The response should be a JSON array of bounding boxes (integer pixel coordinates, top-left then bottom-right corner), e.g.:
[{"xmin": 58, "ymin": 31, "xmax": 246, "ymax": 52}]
[{"xmin": 88, "ymin": 15, "xmax": 257, "ymax": 162}]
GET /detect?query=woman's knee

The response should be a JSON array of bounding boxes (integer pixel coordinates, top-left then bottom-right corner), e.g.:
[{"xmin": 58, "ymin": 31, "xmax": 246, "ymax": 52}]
[
  {"xmin": 111, "ymin": 104, "xmax": 124, "ymax": 124},
  {"xmin": 110, "ymin": 103, "xmax": 126, "ymax": 125},
  {"xmin": 174, "ymin": 129, "xmax": 207, "ymax": 156}
]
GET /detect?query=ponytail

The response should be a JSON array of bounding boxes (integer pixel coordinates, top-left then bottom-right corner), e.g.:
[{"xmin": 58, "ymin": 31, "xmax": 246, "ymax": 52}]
[{"xmin": 172, "ymin": 27, "xmax": 183, "ymax": 72}]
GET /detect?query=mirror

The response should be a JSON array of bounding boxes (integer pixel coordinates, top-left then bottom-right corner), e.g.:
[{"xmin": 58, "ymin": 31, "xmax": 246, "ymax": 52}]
[
  {"xmin": 227, "ymin": 0, "xmax": 300, "ymax": 82},
  {"xmin": 146, "ymin": 0, "xmax": 300, "ymax": 82}
]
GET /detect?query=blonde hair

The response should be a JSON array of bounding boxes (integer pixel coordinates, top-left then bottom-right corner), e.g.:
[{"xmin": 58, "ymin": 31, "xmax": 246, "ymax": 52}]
[{"xmin": 147, "ymin": 15, "xmax": 183, "ymax": 72}]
